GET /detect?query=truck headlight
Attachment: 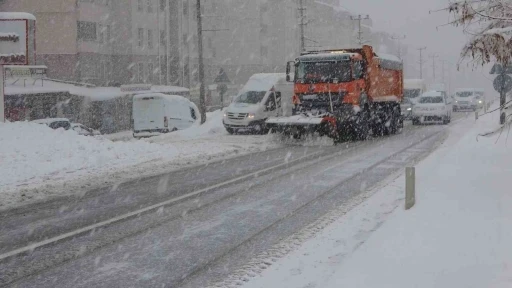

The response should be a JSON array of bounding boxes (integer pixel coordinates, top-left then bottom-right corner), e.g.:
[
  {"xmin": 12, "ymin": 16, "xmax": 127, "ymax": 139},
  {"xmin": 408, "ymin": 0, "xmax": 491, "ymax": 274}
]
[
  {"xmin": 248, "ymin": 113, "xmax": 255, "ymax": 119},
  {"xmin": 478, "ymin": 100, "xmax": 482, "ymax": 104}
]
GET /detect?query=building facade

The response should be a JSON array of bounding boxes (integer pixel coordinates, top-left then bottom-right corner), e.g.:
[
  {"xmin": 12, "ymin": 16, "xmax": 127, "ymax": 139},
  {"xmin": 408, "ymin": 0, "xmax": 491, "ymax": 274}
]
[{"xmin": 0, "ymin": 0, "xmax": 181, "ymax": 86}]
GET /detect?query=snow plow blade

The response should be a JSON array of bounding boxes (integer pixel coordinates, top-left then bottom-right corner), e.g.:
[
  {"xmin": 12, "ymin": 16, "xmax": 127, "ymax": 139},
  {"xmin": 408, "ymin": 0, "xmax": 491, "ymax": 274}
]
[{"xmin": 266, "ymin": 115, "xmax": 333, "ymax": 139}]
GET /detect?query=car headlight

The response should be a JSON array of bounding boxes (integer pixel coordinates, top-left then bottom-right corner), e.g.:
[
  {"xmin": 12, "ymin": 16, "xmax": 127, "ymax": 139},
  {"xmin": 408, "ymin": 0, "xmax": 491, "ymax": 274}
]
[
  {"xmin": 223, "ymin": 112, "xmax": 227, "ymax": 117},
  {"xmin": 407, "ymin": 107, "xmax": 412, "ymax": 111},
  {"xmin": 478, "ymin": 100, "xmax": 482, "ymax": 104},
  {"xmin": 248, "ymin": 113, "xmax": 255, "ymax": 119}
]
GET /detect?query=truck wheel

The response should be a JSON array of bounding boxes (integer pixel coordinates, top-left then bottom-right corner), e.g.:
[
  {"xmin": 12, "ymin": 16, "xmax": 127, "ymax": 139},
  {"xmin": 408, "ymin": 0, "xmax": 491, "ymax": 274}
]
[
  {"xmin": 355, "ymin": 110, "xmax": 371, "ymax": 140},
  {"xmin": 226, "ymin": 127, "xmax": 235, "ymax": 134}
]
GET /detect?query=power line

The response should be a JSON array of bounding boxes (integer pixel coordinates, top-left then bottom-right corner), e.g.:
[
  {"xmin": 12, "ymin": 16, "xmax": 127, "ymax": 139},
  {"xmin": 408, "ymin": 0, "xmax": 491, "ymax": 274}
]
[
  {"xmin": 350, "ymin": 15, "xmax": 370, "ymax": 46},
  {"xmin": 417, "ymin": 47, "xmax": 427, "ymax": 79},
  {"xmin": 429, "ymin": 54, "xmax": 439, "ymax": 81},
  {"xmin": 298, "ymin": 0, "xmax": 307, "ymax": 52}
]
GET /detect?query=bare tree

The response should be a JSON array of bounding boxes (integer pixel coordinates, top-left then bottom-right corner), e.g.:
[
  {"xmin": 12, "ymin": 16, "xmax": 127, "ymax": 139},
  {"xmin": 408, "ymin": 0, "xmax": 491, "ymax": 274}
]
[{"xmin": 448, "ymin": 0, "xmax": 512, "ymax": 65}]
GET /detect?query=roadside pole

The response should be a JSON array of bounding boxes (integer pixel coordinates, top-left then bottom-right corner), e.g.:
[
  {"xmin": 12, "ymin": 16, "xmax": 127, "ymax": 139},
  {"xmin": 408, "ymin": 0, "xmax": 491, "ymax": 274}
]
[
  {"xmin": 500, "ymin": 72, "xmax": 506, "ymax": 125},
  {"xmin": 405, "ymin": 167, "xmax": 416, "ymax": 210},
  {"xmin": 0, "ymin": 65, "xmax": 4, "ymax": 122}
]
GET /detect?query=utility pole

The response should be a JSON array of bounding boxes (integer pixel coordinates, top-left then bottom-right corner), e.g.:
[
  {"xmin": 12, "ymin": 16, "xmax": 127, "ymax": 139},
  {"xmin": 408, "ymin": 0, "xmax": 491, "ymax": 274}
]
[
  {"xmin": 298, "ymin": 0, "xmax": 306, "ymax": 52},
  {"xmin": 391, "ymin": 34, "xmax": 406, "ymax": 59},
  {"xmin": 417, "ymin": 47, "xmax": 427, "ymax": 79},
  {"xmin": 196, "ymin": 0, "xmax": 206, "ymax": 124},
  {"xmin": 429, "ymin": 54, "xmax": 439, "ymax": 81},
  {"xmin": 350, "ymin": 15, "xmax": 370, "ymax": 46}
]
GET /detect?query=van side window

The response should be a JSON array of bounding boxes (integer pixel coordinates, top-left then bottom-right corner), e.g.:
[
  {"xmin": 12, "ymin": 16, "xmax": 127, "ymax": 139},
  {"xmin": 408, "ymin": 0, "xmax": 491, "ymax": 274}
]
[
  {"xmin": 266, "ymin": 94, "xmax": 276, "ymax": 111},
  {"xmin": 190, "ymin": 107, "xmax": 197, "ymax": 120},
  {"xmin": 275, "ymin": 92, "xmax": 282, "ymax": 107}
]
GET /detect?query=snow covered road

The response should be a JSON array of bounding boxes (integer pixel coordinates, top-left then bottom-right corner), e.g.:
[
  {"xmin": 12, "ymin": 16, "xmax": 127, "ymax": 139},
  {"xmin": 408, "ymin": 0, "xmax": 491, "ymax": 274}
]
[{"xmin": 0, "ymin": 113, "xmax": 469, "ymax": 287}]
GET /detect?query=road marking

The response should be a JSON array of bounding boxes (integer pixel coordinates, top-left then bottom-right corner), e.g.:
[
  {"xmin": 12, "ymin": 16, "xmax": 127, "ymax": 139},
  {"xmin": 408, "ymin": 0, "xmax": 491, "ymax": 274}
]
[{"xmin": 0, "ymin": 148, "xmax": 331, "ymax": 261}]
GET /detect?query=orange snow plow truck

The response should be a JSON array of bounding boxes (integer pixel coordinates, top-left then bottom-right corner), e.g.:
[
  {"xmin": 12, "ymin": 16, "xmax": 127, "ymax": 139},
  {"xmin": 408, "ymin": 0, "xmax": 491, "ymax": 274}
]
[{"xmin": 266, "ymin": 45, "xmax": 404, "ymax": 142}]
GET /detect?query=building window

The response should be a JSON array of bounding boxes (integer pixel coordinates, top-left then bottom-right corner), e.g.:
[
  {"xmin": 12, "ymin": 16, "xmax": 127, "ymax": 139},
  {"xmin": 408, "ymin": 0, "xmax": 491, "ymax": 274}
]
[
  {"xmin": 98, "ymin": 24, "xmax": 104, "ymax": 43},
  {"xmin": 160, "ymin": 29, "xmax": 166, "ymax": 46},
  {"xmin": 148, "ymin": 29, "xmax": 153, "ymax": 49},
  {"xmin": 160, "ymin": 0, "xmax": 166, "ymax": 11},
  {"xmin": 138, "ymin": 63, "xmax": 144, "ymax": 83},
  {"xmin": 77, "ymin": 21, "xmax": 97, "ymax": 41},
  {"xmin": 183, "ymin": 1, "xmax": 188, "ymax": 15},
  {"xmin": 138, "ymin": 28, "xmax": 144, "ymax": 47},
  {"xmin": 260, "ymin": 46, "xmax": 268, "ymax": 57},
  {"xmin": 147, "ymin": 62, "xmax": 154, "ymax": 83},
  {"xmin": 147, "ymin": 0, "xmax": 153, "ymax": 13},
  {"xmin": 138, "ymin": 0, "xmax": 143, "ymax": 11},
  {"xmin": 260, "ymin": 24, "xmax": 268, "ymax": 34},
  {"xmin": 106, "ymin": 25, "xmax": 111, "ymax": 44}
]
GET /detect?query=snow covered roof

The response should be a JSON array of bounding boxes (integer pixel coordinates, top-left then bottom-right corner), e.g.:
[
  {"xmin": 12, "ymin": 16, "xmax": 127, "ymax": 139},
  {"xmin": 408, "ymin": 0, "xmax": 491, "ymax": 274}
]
[
  {"xmin": 242, "ymin": 73, "xmax": 286, "ymax": 92},
  {"xmin": 5, "ymin": 80, "xmax": 189, "ymax": 101},
  {"xmin": 421, "ymin": 91, "xmax": 443, "ymax": 97},
  {"xmin": 0, "ymin": 12, "xmax": 36, "ymax": 20},
  {"xmin": 298, "ymin": 52, "xmax": 358, "ymax": 62},
  {"xmin": 455, "ymin": 88, "xmax": 484, "ymax": 92},
  {"xmin": 133, "ymin": 93, "xmax": 191, "ymax": 103}
]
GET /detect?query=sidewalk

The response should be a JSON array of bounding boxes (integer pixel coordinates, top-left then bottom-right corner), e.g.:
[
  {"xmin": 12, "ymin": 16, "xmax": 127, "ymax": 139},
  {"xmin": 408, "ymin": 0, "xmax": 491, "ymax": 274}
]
[{"xmin": 241, "ymin": 111, "xmax": 512, "ymax": 288}]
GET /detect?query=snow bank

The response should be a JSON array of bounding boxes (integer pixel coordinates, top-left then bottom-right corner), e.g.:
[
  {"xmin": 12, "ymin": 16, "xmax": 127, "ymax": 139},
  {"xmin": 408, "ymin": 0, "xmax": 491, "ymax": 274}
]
[
  {"xmin": 148, "ymin": 109, "xmax": 226, "ymax": 143},
  {"xmin": 0, "ymin": 111, "xmax": 281, "ymax": 209},
  {"xmin": 0, "ymin": 121, "xmax": 176, "ymax": 192}
]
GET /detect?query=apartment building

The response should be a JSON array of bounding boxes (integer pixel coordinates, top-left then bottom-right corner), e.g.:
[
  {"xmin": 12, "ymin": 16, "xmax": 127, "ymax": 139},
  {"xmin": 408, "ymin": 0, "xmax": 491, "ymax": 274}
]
[
  {"xmin": 177, "ymin": 0, "xmax": 371, "ymax": 87},
  {"xmin": 0, "ymin": 0, "xmax": 181, "ymax": 86}
]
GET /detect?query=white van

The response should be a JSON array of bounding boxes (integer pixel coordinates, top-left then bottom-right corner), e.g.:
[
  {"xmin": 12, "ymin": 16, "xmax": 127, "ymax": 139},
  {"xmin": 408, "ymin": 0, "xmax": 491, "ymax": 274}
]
[
  {"xmin": 223, "ymin": 73, "xmax": 294, "ymax": 134},
  {"xmin": 404, "ymin": 79, "xmax": 427, "ymax": 104},
  {"xmin": 132, "ymin": 93, "xmax": 199, "ymax": 138},
  {"xmin": 452, "ymin": 88, "xmax": 485, "ymax": 111}
]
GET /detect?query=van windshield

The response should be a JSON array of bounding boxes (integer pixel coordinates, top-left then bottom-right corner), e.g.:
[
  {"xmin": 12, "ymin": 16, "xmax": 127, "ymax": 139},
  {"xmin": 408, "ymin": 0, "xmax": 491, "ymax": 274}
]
[
  {"xmin": 456, "ymin": 91, "xmax": 473, "ymax": 97},
  {"xmin": 234, "ymin": 91, "xmax": 266, "ymax": 104},
  {"xmin": 404, "ymin": 89, "xmax": 421, "ymax": 99},
  {"xmin": 419, "ymin": 96, "xmax": 444, "ymax": 104}
]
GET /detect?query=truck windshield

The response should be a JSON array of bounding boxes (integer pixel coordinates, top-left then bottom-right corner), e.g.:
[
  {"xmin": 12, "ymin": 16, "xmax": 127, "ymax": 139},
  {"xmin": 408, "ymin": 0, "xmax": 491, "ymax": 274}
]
[
  {"xmin": 456, "ymin": 91, "xmax": 473, "ymax": 97},
  {"xmin": 404, "ymin": 89, "xmax": 421, "ymax": 99},
  {"xmin": 234, "ymin": 91, "xmax": 266, "ymax": 104},
  {"xmin": 296, "ymin": 61, "xmax": 352, "ymax": 83}
]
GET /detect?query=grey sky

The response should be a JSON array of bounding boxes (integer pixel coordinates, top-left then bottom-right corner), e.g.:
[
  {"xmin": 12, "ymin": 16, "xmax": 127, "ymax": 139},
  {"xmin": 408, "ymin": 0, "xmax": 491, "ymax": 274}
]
[{"xmin": 342, "ymin": 0, "xmax": 496, "ymax": 95}]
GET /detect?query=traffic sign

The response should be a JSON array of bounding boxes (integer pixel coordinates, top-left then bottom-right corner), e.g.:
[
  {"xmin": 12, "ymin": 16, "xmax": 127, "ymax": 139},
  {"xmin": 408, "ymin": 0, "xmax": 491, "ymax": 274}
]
[
  {"xmin": 214, "ymin": 68, "xmax": 230, "ymax": 83},
  {"xmin": 493, "ymin": 74, "xmax": 512, "ymax": 94},
  {"xmin": 490, "ymin": 63, "xmax": 512, "ymax": 75}
]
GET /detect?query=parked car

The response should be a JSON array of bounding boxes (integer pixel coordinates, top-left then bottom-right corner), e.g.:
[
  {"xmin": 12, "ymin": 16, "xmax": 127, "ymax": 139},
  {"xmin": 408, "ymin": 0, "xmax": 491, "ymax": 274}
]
[
  {"xmin": 31, "ymin": 118, "xmax": 71, "ymax": 130},
  {"xmin": 412, "ymin": 91, "xmax": 452, "ymax": 125},
  {"xmin": 132, "ymin": 93, "xmax": 199, "ymax": 138},
  {"xmin": 71, "ymin": 123, "xmax": 101, "ymax": 136},
  {"xmin": 400, "ymin": 98, "xmax": 413, "ymax": 120}
]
